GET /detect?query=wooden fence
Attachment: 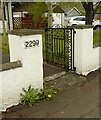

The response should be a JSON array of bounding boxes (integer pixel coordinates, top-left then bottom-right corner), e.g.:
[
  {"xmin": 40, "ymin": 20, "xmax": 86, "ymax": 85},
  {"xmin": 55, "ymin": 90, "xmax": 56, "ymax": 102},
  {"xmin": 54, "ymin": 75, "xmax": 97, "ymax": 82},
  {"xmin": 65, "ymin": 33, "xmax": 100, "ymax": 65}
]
[
  {"xmin": 13, "ymin": 16, "xmax": 34, "ymax": 29},
  {"xmin": 13, "ymin": 16, "xmax": 48, "ymax": 29}
]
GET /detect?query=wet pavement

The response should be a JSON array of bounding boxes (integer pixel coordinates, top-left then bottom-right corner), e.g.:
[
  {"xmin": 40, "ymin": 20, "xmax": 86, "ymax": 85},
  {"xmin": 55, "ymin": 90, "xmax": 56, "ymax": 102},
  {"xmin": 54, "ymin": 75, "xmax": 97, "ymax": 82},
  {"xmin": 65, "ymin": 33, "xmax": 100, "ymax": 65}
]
[
  {"xmin": 43, "ymin": 62, "xmax": 64, "ymax": 78},
  {"xmin": 0, "ymin": 51, "xmax": 10, "ymax": 65},
  {"xmin": 0, "ymin": 51, "xmax": 100, "ymax": 118}
]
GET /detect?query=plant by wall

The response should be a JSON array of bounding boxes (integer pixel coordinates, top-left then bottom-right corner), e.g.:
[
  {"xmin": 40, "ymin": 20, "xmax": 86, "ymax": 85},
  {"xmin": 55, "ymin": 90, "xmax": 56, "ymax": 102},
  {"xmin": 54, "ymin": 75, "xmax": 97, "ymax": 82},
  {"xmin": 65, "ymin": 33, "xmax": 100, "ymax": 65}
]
[
  {"xmin": 39, "ymin": 86, "xmax": 59, "ymax": 100},
  {"xmin": 20, "ymin": 85, "xmax": 59, "ymax": 106},
  {"xmin": 20, "ymin": 85, "xmax": 40, "ymax": 106}
]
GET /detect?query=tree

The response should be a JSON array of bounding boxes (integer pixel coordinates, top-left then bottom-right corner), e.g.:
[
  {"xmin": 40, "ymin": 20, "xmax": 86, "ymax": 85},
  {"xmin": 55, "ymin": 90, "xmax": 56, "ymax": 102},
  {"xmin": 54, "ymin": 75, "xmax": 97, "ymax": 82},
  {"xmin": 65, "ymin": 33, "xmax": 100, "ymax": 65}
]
[
  {"xmin": 28, "ymin": 2, "xmax": 55, "ymax": 28},
  {"xmin": 59, "ymin": 2, "xmax": 101, "ymax": 25},
  {"xmin": 82, "ymin": 1, "xmax": 101, "ymax": 25},
  {"xmin": 12, "ymin": 2, "xmax": 22, "ymax": 9},
  {"xmin": 28, "ymin": 2, "xmax": 47, "ymax": 28}
]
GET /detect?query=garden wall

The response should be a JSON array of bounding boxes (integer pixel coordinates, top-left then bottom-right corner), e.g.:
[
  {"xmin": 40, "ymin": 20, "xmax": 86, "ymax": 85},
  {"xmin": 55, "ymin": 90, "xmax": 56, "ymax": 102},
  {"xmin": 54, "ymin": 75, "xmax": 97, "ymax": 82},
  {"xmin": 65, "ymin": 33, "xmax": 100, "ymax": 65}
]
[
  {"xmin": 0, "ymin": 30, "xmax": 43, "ymax": 111},
  {"xmin": 74, "ymin": 26, "xmax": 101, "ymax": 75}
]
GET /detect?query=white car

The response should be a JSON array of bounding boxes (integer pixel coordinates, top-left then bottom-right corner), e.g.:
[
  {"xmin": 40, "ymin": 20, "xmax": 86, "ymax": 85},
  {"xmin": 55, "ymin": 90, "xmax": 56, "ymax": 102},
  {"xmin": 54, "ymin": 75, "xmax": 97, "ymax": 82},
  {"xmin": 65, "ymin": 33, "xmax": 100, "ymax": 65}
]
[{"xmin": 66, "ymin": 16, "xmax": 101, "ymax": 30}]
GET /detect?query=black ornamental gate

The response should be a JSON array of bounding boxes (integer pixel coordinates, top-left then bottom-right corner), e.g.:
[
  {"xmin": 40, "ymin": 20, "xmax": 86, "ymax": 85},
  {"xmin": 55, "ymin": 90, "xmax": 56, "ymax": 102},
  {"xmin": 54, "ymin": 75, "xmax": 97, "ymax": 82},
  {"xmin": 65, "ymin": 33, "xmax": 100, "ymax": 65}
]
[{"xmin": 44, "ymin": 28, "xmax": 75, "ymax": 71}]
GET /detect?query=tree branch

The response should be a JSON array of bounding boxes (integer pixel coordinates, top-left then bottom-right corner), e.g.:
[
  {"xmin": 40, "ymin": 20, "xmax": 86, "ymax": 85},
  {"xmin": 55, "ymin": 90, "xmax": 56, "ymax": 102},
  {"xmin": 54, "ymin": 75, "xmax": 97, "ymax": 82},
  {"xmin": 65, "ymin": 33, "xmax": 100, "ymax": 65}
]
[
  {"xmin": 81, "ymin": 2, "xmax": 87, "ymax": 10},
  {"xmin": 93, "ymin": 1, "xmax": 101, "ymax": 11}
]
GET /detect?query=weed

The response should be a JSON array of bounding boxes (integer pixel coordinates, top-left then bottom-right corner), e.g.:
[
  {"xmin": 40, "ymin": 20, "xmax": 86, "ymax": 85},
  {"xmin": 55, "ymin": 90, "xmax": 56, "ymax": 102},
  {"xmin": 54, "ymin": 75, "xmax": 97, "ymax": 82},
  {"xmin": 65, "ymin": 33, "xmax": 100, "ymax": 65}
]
[
  {"xmin": 20, "ymin": 85, "xmax": 40, "ymax": 106},
  {"xmin": 19, "ymin": 85, "xmax": 59, "ymax": 106},
  {"xmin": 39, "ymin": 86, "xmax": 59, "ymax": 100}
]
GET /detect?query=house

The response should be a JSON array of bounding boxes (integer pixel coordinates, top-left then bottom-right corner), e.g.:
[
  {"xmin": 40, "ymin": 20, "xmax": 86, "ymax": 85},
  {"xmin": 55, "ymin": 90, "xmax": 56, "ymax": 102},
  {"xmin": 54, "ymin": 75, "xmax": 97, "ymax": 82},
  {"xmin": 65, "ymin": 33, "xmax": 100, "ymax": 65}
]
[
  {"xmin": 94, "ymin": 13, "xmax": 101, "ymax": 20},
  {"xmin": 94, "ymin": 5, "xmax": 101, "ymax": 20},
  {"xmin": 13, "ymin": 5, "xmax": 34, "ymax": 29},
  {"xmin": 61, "ymin": 7, "xmax": 81, "ymax": 27},
  {"xmin": 44, "ymin": 5, "xmax": 65, "ymax": 28},
  {"xmin": 13, "ymin": 4, "xmax": 81, "ymax": 28},
  {"xmin": 52, "ymin": 6, "xmax": 65, "ymax": 28},
  {"xmin": 62, "ymin": 7, "xmax": 81, "ymax": 18},
  {"xmin": 13, "ymin": 4, "xmax": 65, "ymax": 28},
  {"xmin": 12, "ymin": 3, "xmax": 47, "ymax": 29},
  {"xmin": 63, "ymin": 7, "xmax": 81, "ymax": 18},
  {"xmin": 51, "ymin": 6, "xmax": 81, "ymax": 28},
  {"xmin": 13, "ymin": 3, "xmax": 30, "ymax": 18}
]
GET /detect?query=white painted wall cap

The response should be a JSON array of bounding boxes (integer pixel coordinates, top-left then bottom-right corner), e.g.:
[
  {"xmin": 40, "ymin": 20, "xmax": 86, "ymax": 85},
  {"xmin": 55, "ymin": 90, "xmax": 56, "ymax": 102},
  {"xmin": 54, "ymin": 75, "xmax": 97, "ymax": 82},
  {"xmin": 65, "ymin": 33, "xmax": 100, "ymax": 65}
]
[{"xmin": 8, "ymin": 29, "xmax": 44, "ymax": 36}]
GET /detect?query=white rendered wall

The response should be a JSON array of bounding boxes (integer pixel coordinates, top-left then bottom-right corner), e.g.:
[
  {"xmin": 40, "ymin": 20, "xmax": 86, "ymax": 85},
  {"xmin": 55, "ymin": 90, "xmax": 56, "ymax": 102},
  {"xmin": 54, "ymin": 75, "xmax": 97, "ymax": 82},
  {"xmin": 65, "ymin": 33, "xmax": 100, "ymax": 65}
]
[
  {"xmin": 74, "ymin": 28, "xmax": 101, "ymax": 75},
  {"xmin": 0, "ymin": 34, "xmax": 43, "ymax": 111},
  {"xmin": 53, "ymin": 13, "xmax": 62, "ymax": 28}
]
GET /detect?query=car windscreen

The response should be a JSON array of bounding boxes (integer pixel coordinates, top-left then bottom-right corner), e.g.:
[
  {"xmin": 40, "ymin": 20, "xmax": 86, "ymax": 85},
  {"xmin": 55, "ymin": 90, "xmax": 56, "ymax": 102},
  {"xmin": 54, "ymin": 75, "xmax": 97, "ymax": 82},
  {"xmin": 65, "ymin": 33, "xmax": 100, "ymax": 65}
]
[{"xmin": 73, "ymin": 17, "xmax": 85, "ymax": 21}]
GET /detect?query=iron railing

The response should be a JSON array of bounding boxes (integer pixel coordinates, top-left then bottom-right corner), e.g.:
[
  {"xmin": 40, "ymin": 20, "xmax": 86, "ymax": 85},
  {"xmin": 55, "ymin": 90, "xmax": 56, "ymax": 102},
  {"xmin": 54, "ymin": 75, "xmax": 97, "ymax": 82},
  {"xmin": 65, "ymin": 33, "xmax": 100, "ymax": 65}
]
[{"xmin": 44, "ymin": 28, "xmax": 74, "ymax": 71}]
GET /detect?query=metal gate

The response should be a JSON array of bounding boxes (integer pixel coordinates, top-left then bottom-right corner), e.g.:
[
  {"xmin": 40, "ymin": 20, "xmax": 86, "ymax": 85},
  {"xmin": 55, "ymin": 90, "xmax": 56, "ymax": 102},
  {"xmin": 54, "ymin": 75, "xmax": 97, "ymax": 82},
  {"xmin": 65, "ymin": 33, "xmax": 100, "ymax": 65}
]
[{"xmin": 44, "ymin": 28, "xmax": 75, "ymax": 71}]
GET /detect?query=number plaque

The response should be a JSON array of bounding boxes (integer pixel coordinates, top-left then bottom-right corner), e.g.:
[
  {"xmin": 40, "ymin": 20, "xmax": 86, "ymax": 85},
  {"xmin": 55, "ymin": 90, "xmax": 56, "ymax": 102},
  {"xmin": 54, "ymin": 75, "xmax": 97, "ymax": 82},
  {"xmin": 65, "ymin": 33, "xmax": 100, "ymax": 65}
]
[{"xmin": 25, "ymin": 40, "xmax": 39, "ymax": 48}]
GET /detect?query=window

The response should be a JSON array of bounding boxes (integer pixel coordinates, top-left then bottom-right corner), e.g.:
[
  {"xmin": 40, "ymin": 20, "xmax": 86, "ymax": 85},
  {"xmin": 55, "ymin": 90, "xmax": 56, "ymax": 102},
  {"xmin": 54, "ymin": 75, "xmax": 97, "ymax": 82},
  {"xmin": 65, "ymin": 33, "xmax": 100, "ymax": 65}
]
[{"xmin": 74, "ymin": 17, "xmax": 85, "ymax": 21}]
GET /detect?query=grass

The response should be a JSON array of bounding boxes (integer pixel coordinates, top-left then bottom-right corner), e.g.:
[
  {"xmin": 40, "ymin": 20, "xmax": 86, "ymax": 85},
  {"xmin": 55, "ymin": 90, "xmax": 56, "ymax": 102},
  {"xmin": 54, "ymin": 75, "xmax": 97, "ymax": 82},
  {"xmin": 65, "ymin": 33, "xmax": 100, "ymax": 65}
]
[
  {"xmin": 0, "ymin": 34, "xmax": 9, "ymax": 53},
  {"xmin": 93, "ymin": 30, "xmax": 101, "ymax": 45}
]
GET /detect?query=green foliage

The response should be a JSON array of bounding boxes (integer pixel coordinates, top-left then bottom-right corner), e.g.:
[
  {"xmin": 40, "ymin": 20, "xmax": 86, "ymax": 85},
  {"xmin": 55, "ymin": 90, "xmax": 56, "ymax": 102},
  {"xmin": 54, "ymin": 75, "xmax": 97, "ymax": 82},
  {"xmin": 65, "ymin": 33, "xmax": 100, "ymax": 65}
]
[
  {"xmin": 39, "ymin": 86, "xmax": 59, "ymax": 100},
  {"xmin": 0, "ymin": 34, "xmax": 9, "ymax": 53},
  {"xmin": 20, "ymin": 85, "xmax": 40, "ymax": 106},
  {"xmin": 28, "ymin": 2, "xmax": 47, "ymax": 28},
  {"xmin": 96, "ymin": 5, "xmax": 101, "ymax": 13},
  {"xmin": 12, "ymin": 2, "xmax": 22, "ymax": 9},
  {"xmin": 20, "ymin": 85, "xmax": 59, "ymax": 106},
  {"xmin": 59, "ymin": 2, "xmax": 82, "ymax": 8},
  {"xmin": 93, "ymin": 30, "xmax": 101, "ymax": 44}
]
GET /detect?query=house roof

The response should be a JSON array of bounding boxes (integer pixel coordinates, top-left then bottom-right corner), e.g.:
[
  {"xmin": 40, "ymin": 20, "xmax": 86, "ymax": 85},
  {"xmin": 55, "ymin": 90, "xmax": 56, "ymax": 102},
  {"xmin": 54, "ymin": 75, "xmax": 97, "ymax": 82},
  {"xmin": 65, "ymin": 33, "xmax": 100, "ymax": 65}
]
[
  {"xmin": 62, "ymin": 7, "xmax": 81, "ymax": 15},
  {"xmin": 53, "ymin": 6, "xmax": 64, "ymax": 13}
]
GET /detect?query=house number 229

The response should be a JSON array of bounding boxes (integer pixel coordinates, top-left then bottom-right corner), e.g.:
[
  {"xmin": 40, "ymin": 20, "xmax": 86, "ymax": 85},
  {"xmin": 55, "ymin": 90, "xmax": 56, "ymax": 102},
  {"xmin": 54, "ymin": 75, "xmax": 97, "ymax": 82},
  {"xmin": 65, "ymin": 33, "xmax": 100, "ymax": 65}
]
[{"xmin": 25, "ymin": 40, "xmax": 39, "ymax": 48}]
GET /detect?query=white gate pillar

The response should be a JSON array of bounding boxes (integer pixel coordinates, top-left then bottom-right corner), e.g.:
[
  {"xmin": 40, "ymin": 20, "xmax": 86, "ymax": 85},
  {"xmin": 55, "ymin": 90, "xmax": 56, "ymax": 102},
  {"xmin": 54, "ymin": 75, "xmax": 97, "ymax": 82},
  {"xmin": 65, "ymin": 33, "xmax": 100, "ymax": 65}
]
[{"xmin": 74, "ymin": 26, "xmax": 100, "ymax": 75}]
